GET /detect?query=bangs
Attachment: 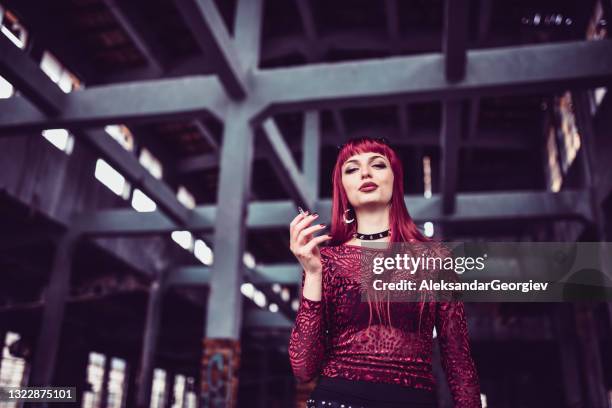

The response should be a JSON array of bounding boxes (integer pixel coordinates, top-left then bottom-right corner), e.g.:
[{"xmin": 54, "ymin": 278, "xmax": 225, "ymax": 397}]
[{"xmin": 336, "ymin": 138, "xmax": 391, "ymax": 167}]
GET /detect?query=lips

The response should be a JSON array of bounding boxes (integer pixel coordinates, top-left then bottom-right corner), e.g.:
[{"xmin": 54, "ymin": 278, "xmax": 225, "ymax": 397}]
[{"xmin": 359, "ymin": 182, "xmax": 378, "ymax": 192}]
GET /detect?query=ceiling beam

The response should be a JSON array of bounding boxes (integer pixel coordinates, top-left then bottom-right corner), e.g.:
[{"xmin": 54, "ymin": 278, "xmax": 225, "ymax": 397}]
[
  {"xmin": 440, "ymin": 101, "xmax": 462, "ymax": 214},
  {"xmin": 295, "ymin": 0, "xmax": 319, "ymax": 60},
  {"xmin": 176, "ymin": 127, "xmax": 535, "ymax": 173},
  {"xmin": 0, "ymin": 33, "xmax": 194, "ymax": 226},
  {"xmin": 384, "ymin": 0, "xmax": 400, "ymax": 52},
  {"xmin": 254, "ymin": 40, "xmax": 612, "ymax": 117},
  {"xmin": 443, "ymin": 0, "xmax": 469, "ymax": 82},
  {"xmin": 72, "ymin": 190, "xmax": 593, "ymax": 236},
  {"xmin": 3, "ymin": 0, "xmax": 97, "ymax": 81},
  {"xmin": 465, "ymin": 97, "xmax": 481, "ymax": 165},
  {"xmin": 260, "ymin": 120, "xmax": 315, "ymax": 210},
  {"xmin": 440, "ymin": 0, "xmax": 469, "ymax": 214},
  {"xmin": 167, "ymin": 264, "xmax": 301, "ymax": 287},
  {"xmin": 174, "ymin": 0, "xmax": 247, "ymax": 99},
  {"xmin": 79, "ymin": 130, "xmax": 190, "ymax": 225},
  {"xmin": 102, "ymin": 0, "xmax": 167, "ymax": 74},
  {"xmin": 0, "ymin": 76, "xmax": 227, "ymax": 133},
  {"xmin": 0, "ymin": 35, "xmax": 66, "ymax": 115},
  {"xmin": 234, "ymin": 0, "xmax": 264, "ymax": 69},
  {"xmin": 2, "ymin": 41, "xmax": 612, "ymax": 134},
  {"xmin": 295, "ymin": 0, "xmax": 317, "ymax": 41},
  {"xmin": 331, "ymin": 109, "xmax": 347, "ymax": 137}
]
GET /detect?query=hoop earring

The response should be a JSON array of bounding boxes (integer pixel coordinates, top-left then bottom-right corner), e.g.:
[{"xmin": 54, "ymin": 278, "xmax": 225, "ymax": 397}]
[{"xmin": 343, "ymin": 208, "xmax": 355, "ymax": 224}]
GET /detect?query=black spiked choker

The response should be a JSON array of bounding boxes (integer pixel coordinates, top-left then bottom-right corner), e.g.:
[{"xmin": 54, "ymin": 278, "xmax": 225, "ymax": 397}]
[{"xmin": 353, "ymin": 229, "xmax": 391, "ymax": 240}]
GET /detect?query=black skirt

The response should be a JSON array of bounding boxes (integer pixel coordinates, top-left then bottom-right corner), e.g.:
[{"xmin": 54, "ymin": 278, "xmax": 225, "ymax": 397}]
[{"xmin": 307, "ymin": 376, "xmax": 438, "ymax": 408}]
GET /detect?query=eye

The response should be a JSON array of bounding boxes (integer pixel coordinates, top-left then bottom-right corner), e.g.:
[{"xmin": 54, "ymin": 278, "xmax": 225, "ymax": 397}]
[
  {"xmin": 344, "ymin": 168, "xmax": 358, "ymax": 174},
  {"xmin": 373, "ymin": 162, "xmax": 386, "ymax": 169}
]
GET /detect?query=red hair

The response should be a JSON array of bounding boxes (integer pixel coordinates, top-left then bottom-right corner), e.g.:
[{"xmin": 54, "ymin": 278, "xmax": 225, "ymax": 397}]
[
  {"xmin": 328, "ymin": 136, "xmax": 437, "ymax": 331},
  {"xmin": 329, "ymin": 136, "xmax": 431, "ymax": 246}
]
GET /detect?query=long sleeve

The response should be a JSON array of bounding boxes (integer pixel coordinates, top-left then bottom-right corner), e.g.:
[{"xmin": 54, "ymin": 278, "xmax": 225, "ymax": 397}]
[
  {"xmin": 288, "ymin": 270, "xmax": 326, "ymax": 383},
  {"xmin": 436, "ymin": 300, "xmax": 482, "ymax": 408}
]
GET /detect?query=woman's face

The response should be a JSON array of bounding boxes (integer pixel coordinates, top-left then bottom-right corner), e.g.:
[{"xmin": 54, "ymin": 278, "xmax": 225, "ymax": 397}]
[{"xmin": 341, "ymin": 151, "xmax": 394, "ymax": 209}]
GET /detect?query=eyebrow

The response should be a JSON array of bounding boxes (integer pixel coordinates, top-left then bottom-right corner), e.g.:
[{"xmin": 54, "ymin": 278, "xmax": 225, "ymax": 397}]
[{"xmin": 343, "ymin": 155, "xmax": 386, "ymax": 167}]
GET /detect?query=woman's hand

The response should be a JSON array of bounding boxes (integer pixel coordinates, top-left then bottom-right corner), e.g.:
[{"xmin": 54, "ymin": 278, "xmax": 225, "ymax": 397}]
[{"xmin": 289, "ymin": 211, "xmax": 331, "ymax": 276}]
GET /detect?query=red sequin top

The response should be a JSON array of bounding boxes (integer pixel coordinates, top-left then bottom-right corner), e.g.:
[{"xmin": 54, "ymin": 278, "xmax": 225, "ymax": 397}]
[{"xmin": 289, "ymin": 244, "xmax": 481, "ymax": 408}]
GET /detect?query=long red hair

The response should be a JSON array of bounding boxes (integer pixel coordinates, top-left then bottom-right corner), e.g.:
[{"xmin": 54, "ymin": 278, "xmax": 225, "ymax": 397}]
[{"xmin": 327, "ymin": 136, "xmax": 437, "ymax": 331}]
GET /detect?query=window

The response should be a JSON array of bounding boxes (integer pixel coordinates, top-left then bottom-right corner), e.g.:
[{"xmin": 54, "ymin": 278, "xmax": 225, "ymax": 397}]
[
  {"xmin": 177, "ymin": 186, "xmax": 196, "ymax": 209},
  {"xmin": 105, "ymin": 125, "xmax": 135, "ymax": 152},
  {"xmin": 0, "ymin": 5, "xmax": 28, "ymax": 49},
  {"xmin": 422, "ymin": 155, "xmax": 432, "ymax": 198},
  {"xmin": 40, "ymin": 51, "xmax": 81, "ymax": 93},
  {"xmin": 131, "ymin": 189, "xmax": 157, "ymax": 212},
  {"xmin": 0, "ymin": 4, "xmax": 29, "ymax": 99},
  {"xmin": 0, "ymin": 332, "xmax": 28, "ymax": 408},
  {"xmin": 139, "ymin": 148, "xmax": 163, "ymax": 180},
  {"xmin": 480, "ymin": 393, "xmax": 488, "ymax": 408},
  {"xmin": 243, "ymin": 252, "xmax": 256, "ymax": 269},
  {"xmin": 95, "ymin": 159, "xmax": 131, "ymax": 199},
  {"xmin": 587, "ymin": 1, "xmax": 608, "ymax": 112},
  {"xmin": 150, "ymin": 368, "xmax": 166, "ymax": 408},
  {"xmin": 194, "ymin": 239, "xmax": 213, "ymax": 265},
  {"xmin": 171, "ymin": 231, "xmax": 194, "ymax": 251},
  {"xmin": 42, "ymin": 128, "xmax": 75, "ymax": 154},
  {"xmin": 82, "ymin": 352, "xmax": 105, "ymax": 408},
  {"xmin": 557, "ymin": 92, "xmax": 581, "ymax": 173},
  {"xmin": 107, "ymin": 358, "xmax": 127, "ymax": 408},
  {"xmin": 423, "ymin": 221, "xmax": 434, "ymax": 237},
  {"xmin": 546, "ymin": 126, "xmax": 562, "ymax": 192},
  {"xmin": 184, "ymin": 377, "xmax": 197, "ymax": 408}
]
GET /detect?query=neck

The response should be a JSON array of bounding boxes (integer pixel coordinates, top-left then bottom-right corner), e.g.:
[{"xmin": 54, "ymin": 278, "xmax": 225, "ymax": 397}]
[{"xmin": 354, "ymin": 204, "xmax": 390, "ymax": 234}]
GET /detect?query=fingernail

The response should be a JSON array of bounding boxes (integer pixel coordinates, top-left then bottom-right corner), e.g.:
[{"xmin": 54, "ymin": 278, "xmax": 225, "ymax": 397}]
[
  {"xmin": 320, "ymin": 223, "xmax": 326, "ymax": 227},
  {"xmin": 312, "ymin": 213, "xmax": 319, "ymax": 218}
]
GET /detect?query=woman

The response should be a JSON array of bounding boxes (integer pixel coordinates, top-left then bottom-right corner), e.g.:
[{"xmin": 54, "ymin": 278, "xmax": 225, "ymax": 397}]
[{"xmin": 288, "ymin": 137, "xmax": 481, "ymax": 408}]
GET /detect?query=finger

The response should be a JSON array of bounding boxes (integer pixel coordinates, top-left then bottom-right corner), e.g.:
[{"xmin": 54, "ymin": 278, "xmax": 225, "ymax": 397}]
[
  {"xmin": 293, "ymin": 213, "xmax": 319, "ymax": 241},
  {"xmin": 302, "ymin": 234, "xmax": 332, "ymax": 253},
  {"xmin": 289, "ymin": 210, "xmax": 309, "ymax": 234},
  {"xmin": 289, "ymin": 211, "xmax": 309, "ymax": 244},
  {"xmin": 296, "ymin": 223, "xmax": 326, "ymax": 245}
]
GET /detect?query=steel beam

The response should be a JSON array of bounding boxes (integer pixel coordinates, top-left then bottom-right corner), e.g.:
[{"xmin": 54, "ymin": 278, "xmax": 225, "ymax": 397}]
[
  {"xmin": 29, "ymin": 231, "xmax": 79, "ymax": 387},
  {"xmin": 205, "ymin": 107, "xmax": 253, "ymax": 338},
  {"xmin": 0, "ymin": 38, "xmax": 196, "ymax": 229},
  {"xmin": 440, "ymin": 101, "xmax": 462, "ymax": 214},
  {"xmin": 440, "ymin": 0, "xmax": 468, "ymax": 214},
  {"xmin": 167, "ymin": 264, "xmax": 302, "ymax": 287},
  {"xmin": 177, "ymin": 127, "xmax": 534, "ymax": 173},
  {"xmin": 0, "ymin": 76, "xmax": 226, "ymax": 133},
  {"xmin": 254, "ymin": 40, "xmax": 612, "ymax": 117},
  {"xmin": 72, "ymin": 190, "xmax": 592, "ymax": 236},
  {"xmin": 234, "ymin": 0, "xmax": 264, "ymax": 70},
  {"xmin": 79, "ymin": 130, "xmax": 191, "ymax": 225},
  {"xmin": 443, "ymin": 0, "xmax": 469, "ymax": 82},
  {"xmin": 0, "ymin": 35, "xmax": 66, "ymax": 115},
  {"xmin": 102, "ymin": 0, "xmax": 166, "ymax": 74},
  {"xmin": 175, "ymin": 0, "xmax": 247, "ymax": 99},
  {"xmin": 135, "ymin": 280, "xmax": 164, "ymax": 408},
  {"xmin": 384, "ymin": 0, "xmax": 400, "ymax": 51},
  {"xmin": 261, "ymin": 120, "xmax": 315, "ymax": 210},
  {"xmin": 302, "ymin": 111, "xmax": 321, "ymax": 202},
  {"xmin": 2, "ymin": 41, "xmax": 611, "ymax": 132}
]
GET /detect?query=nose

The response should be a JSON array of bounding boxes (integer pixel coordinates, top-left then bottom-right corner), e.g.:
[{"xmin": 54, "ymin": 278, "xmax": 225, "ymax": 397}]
[{"xmin": 360, "ymin": 165, "xmax": 372, "ymax": 178}]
